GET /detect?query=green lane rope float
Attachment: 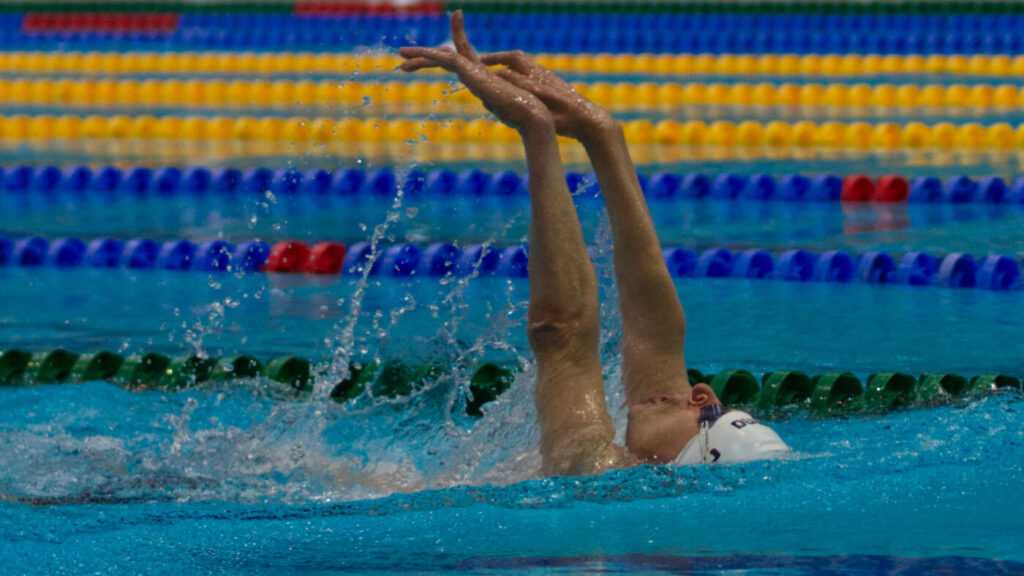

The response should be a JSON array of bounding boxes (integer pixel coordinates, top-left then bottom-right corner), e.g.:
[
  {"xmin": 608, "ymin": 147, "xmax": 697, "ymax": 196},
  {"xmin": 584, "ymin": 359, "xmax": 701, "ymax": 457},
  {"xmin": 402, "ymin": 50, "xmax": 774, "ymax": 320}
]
[
  {"xmin": 0, "ymin": 348, "xmax": 311, "ymax": 393},
  {"xmin": 3, "ymin": 348, "xmax": 1022, "ymax": 418}
]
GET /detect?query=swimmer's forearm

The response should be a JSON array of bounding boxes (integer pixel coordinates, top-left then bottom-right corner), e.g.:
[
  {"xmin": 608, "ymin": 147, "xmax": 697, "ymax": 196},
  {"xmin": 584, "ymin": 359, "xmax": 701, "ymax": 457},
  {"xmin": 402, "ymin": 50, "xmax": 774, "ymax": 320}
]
[
  {"xmin": 580, "ymin": 123, "xmax": 686, "ymax": 358},
  {"xmin": 522, "ymin": 124, "xmax": 597, "ymax": 331}
]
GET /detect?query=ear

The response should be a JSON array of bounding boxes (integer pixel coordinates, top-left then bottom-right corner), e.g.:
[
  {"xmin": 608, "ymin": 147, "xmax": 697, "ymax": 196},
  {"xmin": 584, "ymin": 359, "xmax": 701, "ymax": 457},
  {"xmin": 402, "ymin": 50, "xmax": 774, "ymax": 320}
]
[{"xmin": 689, "ymin": 383, "xmax": 719, "ymax": 408}]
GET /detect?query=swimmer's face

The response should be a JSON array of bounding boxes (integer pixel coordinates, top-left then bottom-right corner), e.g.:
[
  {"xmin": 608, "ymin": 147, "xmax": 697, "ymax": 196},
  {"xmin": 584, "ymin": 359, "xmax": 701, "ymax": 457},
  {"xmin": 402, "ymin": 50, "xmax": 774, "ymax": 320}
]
[{"xmin": 626, "ymin": 383, "xmax": 721, "ymax": 464}]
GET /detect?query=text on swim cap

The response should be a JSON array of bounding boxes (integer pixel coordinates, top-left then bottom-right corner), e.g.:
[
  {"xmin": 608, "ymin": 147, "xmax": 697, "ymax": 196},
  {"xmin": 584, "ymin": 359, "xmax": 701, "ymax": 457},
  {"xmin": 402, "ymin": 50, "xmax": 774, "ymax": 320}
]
[{"xmin": 730, "ymin": 417, "xmax": 759, "ymax": 430}]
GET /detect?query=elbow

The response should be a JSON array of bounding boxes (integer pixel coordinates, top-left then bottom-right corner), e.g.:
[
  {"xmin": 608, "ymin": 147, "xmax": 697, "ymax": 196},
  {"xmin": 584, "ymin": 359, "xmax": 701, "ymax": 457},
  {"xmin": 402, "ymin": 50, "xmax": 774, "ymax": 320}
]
[
  {"xmin": 527, "ymin": 311, "xmax": 593, "ymax": 354},
  {"xmin": 527, "ymin": 317, "xmax": 576, "ymax": 352}
]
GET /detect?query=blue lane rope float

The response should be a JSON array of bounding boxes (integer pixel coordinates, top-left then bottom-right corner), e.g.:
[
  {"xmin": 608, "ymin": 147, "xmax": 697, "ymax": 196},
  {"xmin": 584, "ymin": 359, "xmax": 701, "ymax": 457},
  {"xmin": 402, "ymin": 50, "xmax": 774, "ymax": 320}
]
[
  {"xmin": 13, "ymin": 11, "xmax": 1024, "ymax": 53},
  {"xmin": 28, "ymin": 12, "xmax": 1024, "ymax": 39},
  {"xmin": 0, "ymin": 235, "xmax": 1020, "ymax": 291},
  {"xmin": 1, "ymin": 347, "xmax": 1021, "ymax": 417},
  {"xmin": 4, "ymin": 165, "xmax": 1024, "ymax": 205}
]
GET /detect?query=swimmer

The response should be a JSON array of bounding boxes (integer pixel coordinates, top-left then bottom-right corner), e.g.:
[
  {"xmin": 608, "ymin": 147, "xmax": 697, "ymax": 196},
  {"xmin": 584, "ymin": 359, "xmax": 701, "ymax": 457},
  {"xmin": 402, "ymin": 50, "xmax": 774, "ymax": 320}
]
[{"xmin": 400, "ymin": 12, "xmax": 790, "ymax": 476}]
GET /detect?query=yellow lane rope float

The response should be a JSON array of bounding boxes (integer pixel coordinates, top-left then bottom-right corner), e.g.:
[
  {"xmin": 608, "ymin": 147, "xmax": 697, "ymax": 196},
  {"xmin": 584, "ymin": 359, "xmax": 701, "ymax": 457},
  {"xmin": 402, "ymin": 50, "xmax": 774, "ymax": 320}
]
[
  {"xmin": 1, "ymin": 78, "xmax": 1022, "ymax": 113},
  {"xmin": 3, "ymin": 51, "xmax": 1024, "ymax": 77},
  {"xmin": 8, "ymin": 134, "xmax": 1021, "ymax": 169},
  {"xmin": 3, "ymin": 114, "xmax": 1024, "ymax": 153}
]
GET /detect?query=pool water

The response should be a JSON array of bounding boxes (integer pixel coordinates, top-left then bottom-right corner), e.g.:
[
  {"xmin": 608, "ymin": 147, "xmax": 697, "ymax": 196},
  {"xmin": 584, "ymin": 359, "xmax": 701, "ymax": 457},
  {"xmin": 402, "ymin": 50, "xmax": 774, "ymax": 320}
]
[
  {"xmin": 2, "ymin": 255, "xmax": 1024, "ymax": 574},
  {"xmin": 1, "ymin": 379, "xmax": 1023, "ymax": 574},
  {"xmin": 5, "ymin": 189, "xmax": 1024, "ymax": 255},
  {"xmin": 4, "ymin": 8, "xmax": 1024, "ymax": 575}
]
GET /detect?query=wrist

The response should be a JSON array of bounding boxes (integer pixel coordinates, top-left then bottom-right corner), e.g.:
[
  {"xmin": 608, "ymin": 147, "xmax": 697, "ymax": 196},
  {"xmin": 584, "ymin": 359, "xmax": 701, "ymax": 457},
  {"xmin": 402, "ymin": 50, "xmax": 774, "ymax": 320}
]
[
  {"xmin": 579, "ymin": 117, "xmax": 623, "ymax": 150},
  {"xmin": 518, "ymin": 118, "xmax": 557, "ymax": 144}
]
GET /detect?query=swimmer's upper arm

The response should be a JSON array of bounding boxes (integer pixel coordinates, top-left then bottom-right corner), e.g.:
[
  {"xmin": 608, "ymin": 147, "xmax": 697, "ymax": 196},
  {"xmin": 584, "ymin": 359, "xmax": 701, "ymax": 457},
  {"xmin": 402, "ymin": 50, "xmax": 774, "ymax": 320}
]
[
  {"xmin": 515, "ymin": 115, "xmax": 618, "ymax": 476},
  {"xmin": 580, "ymin": 122, "xmax": 690, "ymax": 403}
]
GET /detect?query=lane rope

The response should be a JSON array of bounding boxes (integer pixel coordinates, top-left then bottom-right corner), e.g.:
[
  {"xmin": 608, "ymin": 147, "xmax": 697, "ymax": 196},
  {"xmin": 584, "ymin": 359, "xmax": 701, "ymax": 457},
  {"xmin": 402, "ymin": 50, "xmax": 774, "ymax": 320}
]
[
  {"xmin": 1, "ymin": 347, "xmax": 1020, "ymax": 417},
  {"xmin": 1, "ymin": 236, "xmax": 1019, "ymax": 291},
  {"xmin": 2, "ymin": 51, "xmax": 1024, "ymax": 77},
  {"xmin": 4, "ymin": 78, "xmax": 1024, "ymax": 113},
  {"xmin": 4, "ymin": 164, "xmax": 1022, "ymax": 204},
  {"xmin": 5, "ymin": 114, "xmax": 1024, "ymax": 153}
]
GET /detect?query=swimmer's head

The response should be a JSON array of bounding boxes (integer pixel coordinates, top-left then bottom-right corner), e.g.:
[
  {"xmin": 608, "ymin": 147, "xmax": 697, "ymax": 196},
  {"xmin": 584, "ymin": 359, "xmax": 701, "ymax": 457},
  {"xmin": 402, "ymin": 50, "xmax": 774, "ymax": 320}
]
[
  {"xmin": 672, "ymin": 407, "xmax": 790, "ymax": 466},
  {"xmin": 625, "ymin": 382, "xmax": 721, "ymax": 463},
  {"xmin": 626, "ymin": 383, "xmax": 790, "ymax": 465}
]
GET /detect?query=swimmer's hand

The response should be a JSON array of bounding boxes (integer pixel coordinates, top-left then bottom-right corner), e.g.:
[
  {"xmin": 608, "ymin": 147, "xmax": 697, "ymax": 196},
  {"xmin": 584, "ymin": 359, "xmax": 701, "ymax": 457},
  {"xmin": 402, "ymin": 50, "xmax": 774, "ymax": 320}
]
[
  {"xmin": 398, "ymin": 11, "xmax": 553, "ymax": 136},
  {"xmin": 477, "ymin": 51, "xmax": 615, "ymax": 143}
]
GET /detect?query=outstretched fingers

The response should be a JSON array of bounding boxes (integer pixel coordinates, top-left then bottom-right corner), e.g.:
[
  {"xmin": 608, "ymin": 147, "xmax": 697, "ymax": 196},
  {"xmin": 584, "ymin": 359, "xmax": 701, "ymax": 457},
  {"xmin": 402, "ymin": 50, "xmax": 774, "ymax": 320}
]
[
  {"xmin": 401, "ymin": 46, "xmax": 510, "ymax": 101},
  {"xmin": 450, "ymin": 10, "xmax": 480, "ymax": 62},
  {"xmin": 398, "ymin": 14, "xmax": 552, "ymax": 131},
  {"xmin": 480, "ymin": 51, "xmax": 538, "ymax": 75},
  {"xmin": 398, "ymin": 46, "xmax": 461, "ymax": 71},
  {"xmin": 398, "ymin": 56, "xmax": 440, "ymax": 72}
]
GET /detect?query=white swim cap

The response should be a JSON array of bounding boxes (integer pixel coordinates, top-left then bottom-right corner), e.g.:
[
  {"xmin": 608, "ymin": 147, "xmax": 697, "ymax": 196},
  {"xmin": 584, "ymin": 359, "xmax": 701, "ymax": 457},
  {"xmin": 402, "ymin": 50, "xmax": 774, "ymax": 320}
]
[{"xmin": 673, "ymin": 408, "xmax": 790, "ymax": 466}]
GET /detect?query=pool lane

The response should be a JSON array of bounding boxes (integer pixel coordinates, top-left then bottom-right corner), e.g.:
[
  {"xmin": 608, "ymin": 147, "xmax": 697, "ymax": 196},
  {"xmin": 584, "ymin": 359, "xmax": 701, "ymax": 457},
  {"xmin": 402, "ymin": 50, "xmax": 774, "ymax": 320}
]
[
  {"xmin": 3, "ymin": 192, "xmax": 1024, "ymax": 256},
  {"xmin": 1, "ymin": 267, "xmax": 1021, "ymax": 378}
]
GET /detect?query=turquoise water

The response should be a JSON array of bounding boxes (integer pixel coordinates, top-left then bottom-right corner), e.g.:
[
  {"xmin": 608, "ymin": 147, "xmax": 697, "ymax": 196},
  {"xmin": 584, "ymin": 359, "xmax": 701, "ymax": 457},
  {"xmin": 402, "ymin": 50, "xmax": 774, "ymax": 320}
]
[
  {"xmin": 2, "ymin": 257, "xmax": 1024, "ymax": 573},
  {"xmin": 1, "ymin": 360, "xmax": 1023, "ymax": 574},
  {"xmin": 2, "ymin": 268, "xmax": 1024, "ymax": 375},
  {"xmin": 3, "ymin": 395, "xmax": 1023, "ymax": 574},
  {"xmin": 4, "ymin": 191, "xmax": 1024, "ymax": 256}
]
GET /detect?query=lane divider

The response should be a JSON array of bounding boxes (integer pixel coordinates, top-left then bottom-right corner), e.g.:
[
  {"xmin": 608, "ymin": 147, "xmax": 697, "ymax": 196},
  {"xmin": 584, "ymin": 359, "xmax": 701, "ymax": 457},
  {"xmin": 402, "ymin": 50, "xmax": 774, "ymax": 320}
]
[
  {"xmin": 0, "ymin": 347, "xmax": 509, "ymax": 416},
  {"xmin": 3, "ymin": 51, "xmax": 1024, "ymax": 77},
  {"xmin": 335, "ymin": 360, "xmax": 1023, "ymax": 416},
  {"xmin": 435, "ymin": 11, "xmax": 1024, "ymax": 29},
  {"xmin": 10, "ymin": 20, "xmax": 1024, "ymax": 54},
  {"xmin": 4, "ymin": 165, "xmax": 1021, "ymax": 204},
  {"xmin": 1, "ymin": 348, "xmax": 1019, "ymax": 417},
  {"xmin": 4, "ymin": 139, "xmax": 1016, "ymax": 166},
  {"xmin": 444, "ymin": 2, "xmax": 1024, "ymax": 13},
  {"xmin": 5, "ymin": 114, "xmax": 1024, "ymax": 152},
  {"xmin": 0, "ymin": 236, "xmax": 1019, "ymax": 291},
  {"xmin": 0, "ymin": 1, "xmax": 1015, "ymax": 16},
  {"xmin": 0, "ymin": 348, "xmax": 312, "ymax": 390},
  {"xmin": 20, "ymin": 7, "xmax": 1024, "ymax": 29},
  {"xmin": 6, "ymin": 78, "xmax": 1024, "ymax": 113}
]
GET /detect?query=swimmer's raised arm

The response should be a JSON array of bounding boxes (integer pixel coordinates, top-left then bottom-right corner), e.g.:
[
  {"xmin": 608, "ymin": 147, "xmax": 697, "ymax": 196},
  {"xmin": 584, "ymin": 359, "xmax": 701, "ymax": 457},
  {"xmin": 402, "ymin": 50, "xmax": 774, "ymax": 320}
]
[
  {"xmin": 401, "ymin": 14, "xmax": 595, "ymax": 352},
  {"xmin": 401, "ymin": 13, "xmax": 623, "ymax": 475},
  {"xmin": 483, "ymin": 53, "xmax": 689, "ymax": 405}
]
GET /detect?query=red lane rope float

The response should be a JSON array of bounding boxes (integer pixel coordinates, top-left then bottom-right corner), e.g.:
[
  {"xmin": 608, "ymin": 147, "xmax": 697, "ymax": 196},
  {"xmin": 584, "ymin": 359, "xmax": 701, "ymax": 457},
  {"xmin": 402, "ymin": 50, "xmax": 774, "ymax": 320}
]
[
  {"xmin": 840, "ymin": 174, "xmax": 872, "ymax": 202},
  {"xmin": 305, "ymin": 242, "xmax": 347, "ymax": 274},
  {"xmin": 264, "ymin": 240, "xmax": 312, "ymax": 273},
  {"xmin": 875, "ymin": 175, "xmax": 910, "ymax": 203},
  {"xmin": 22, "ymin": 12, "xmax": 181, "ymax": 35},
  {"xmin": 841, "ymin": 174, "xmax": 909, "ymax": 203},
  {"xmin": 264, "ymin": 241, "xmax": 346, "ymax": 274}
]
